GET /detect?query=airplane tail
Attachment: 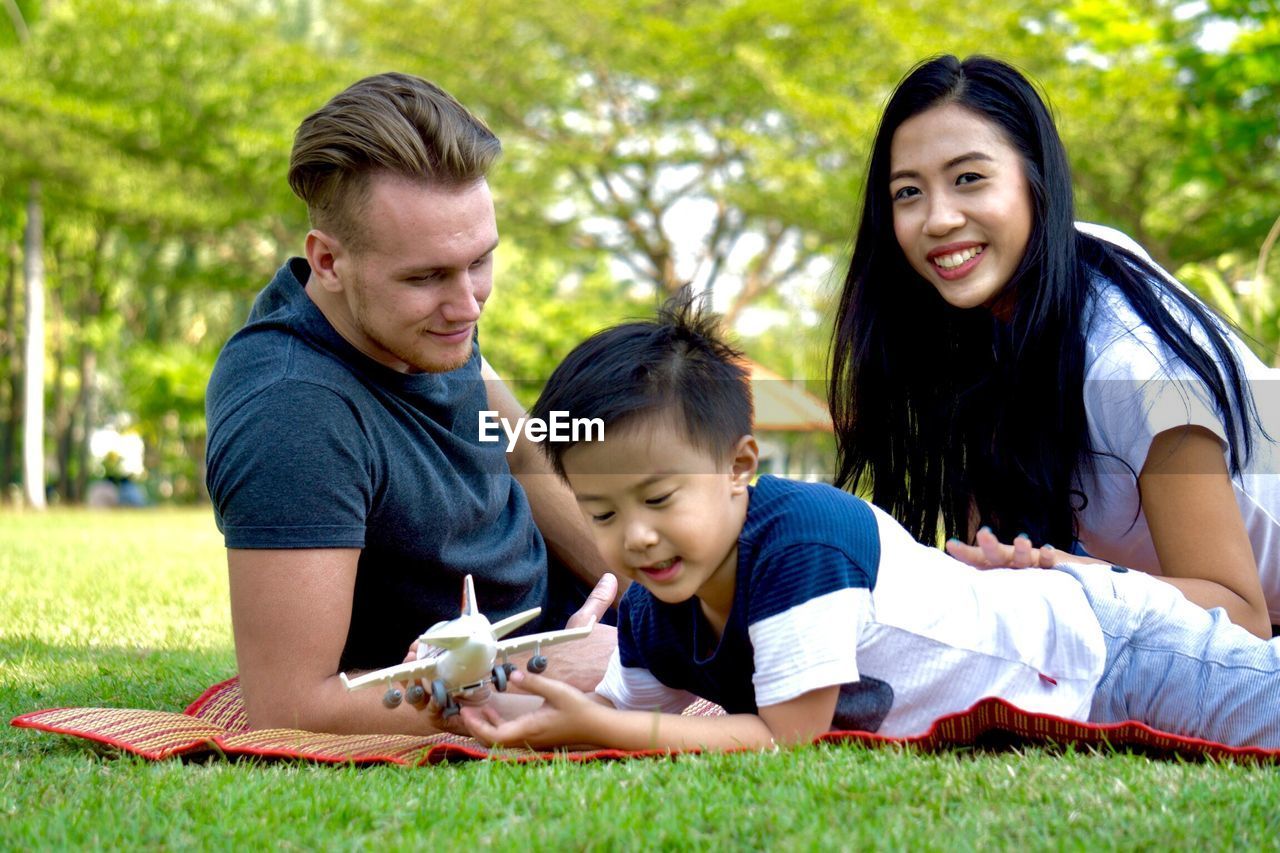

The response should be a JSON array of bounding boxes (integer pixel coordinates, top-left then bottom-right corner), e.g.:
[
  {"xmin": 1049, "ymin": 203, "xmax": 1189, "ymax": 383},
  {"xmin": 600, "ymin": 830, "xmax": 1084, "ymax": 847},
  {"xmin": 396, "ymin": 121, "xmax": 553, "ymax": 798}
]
[{"xmin": 460, "ymin": 574, "xmax": 478, "ymax": 617}]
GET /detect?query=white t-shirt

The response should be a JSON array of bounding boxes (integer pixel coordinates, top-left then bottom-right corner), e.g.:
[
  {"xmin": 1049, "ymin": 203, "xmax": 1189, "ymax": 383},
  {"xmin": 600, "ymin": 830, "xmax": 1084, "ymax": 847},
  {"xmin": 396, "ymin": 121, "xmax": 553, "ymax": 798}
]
[
  {"xmin": 598, "ymin": 478, "xmax": 1107, "ymax": 739},
  {"xmin": 856, "ymin": 505, "xmax": 1105, "ymax": 736},
  {"xmin": 1075, "ymin": 223, "xmax": 1280, "ymax": 624}
]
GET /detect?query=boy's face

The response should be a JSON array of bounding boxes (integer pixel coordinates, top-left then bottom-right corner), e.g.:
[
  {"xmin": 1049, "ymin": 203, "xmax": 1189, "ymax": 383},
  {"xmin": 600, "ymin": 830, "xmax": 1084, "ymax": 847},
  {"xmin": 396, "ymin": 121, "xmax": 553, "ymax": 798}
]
[{"xmin": 561, "ymin": 418, "xmax": 757, "ymax": 614}]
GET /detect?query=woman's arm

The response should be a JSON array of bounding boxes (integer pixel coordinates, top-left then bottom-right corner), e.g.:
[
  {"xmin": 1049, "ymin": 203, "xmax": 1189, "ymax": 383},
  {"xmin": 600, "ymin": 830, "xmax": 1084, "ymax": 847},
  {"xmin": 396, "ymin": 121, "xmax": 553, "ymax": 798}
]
[
  {"xmin": 945, "ymin": 428, "xmax": 1271, "ymax": 637},
  {"xmin": 1138, "ymin": 425, "xmax": 1271, "ymax": 638},
  {"xmin": 461, "ymin": 671, "xmax": 840, "ymax": 752}
]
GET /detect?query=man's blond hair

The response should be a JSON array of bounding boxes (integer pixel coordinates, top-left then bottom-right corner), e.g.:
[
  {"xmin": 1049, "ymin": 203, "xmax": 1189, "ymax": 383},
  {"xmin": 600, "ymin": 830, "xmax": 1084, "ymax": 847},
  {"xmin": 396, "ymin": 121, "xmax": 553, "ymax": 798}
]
[{"xmin": 288, "ymin": 72, "xmax": 501, "ymax": 251}]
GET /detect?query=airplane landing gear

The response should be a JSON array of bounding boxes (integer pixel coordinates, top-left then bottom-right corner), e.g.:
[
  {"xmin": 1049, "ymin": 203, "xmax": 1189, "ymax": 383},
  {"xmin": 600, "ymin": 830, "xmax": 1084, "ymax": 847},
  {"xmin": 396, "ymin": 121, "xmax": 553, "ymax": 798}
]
[
  {"xmin": 382, "ymin": 686, "xmax": 404, "ymax": 708},
  {"xmin": 432, "ymin": 678, "xmax": 461, "ymax": 717},
  {"xmin": 492, "ymin": 664, "xmax": 508, "ymax": 692},
  {"xmin": 528, "ymin": 654, "xmax": 548, "ymax": 674}
]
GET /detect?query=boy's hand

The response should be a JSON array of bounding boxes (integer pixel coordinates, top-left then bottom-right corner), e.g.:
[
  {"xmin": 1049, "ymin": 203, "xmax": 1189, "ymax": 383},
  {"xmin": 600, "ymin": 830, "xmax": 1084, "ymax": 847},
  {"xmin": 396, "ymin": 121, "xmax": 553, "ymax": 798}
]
[{"xmin": 460, "ymin": 671, "xmax": 603, "ymax": 750}]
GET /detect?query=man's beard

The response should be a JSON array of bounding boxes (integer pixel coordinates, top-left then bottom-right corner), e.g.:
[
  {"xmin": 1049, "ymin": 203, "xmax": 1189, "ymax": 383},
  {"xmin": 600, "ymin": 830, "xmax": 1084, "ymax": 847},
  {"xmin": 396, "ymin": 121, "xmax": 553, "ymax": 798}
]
[{"xmin": 350, "ymin": 286, "xmax": 472, "ymax": 375}]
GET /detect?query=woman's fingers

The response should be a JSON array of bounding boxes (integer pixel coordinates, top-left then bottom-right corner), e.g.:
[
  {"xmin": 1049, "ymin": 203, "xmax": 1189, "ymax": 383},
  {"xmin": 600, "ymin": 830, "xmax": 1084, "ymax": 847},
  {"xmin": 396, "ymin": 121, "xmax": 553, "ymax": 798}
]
[
  {"xmin": 945, "ymin": 538, "xmax": 991, "ymax": 568},
  {"xmin": 949, "ymin": 527, "xmax": 1043, "ymax": 570},
  {"xmin": 1011, "ymin": 532, "xmax": 1034, "ymax": 568},
  {"xmin": 1038, "ymin": 543, "xmax": 1060, "ymax": 568}
]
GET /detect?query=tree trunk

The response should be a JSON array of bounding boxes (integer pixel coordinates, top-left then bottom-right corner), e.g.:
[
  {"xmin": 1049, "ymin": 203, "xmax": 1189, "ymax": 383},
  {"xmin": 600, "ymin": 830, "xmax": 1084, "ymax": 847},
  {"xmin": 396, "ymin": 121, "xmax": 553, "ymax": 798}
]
[
  {"xmin": 72, "ymin": 232, "xmax": 106, "ymax": 504},
  {"xmin": 2, "ymin": 0, "xmax": 30, "ymax": 43},
  {"xmin": 73, "ymin": 347, "xmax": 97, "ymax": 503},
  {"xmin": 22, "ymin": 180, "xmax": 45, "ymax": 509},
  {"xmin": 50, "ymin": 272, "xmax": 69, "ymax": 503},
  {"xmin": 0, "ymin": 246, "xmax": 18, "ymax": 491}
]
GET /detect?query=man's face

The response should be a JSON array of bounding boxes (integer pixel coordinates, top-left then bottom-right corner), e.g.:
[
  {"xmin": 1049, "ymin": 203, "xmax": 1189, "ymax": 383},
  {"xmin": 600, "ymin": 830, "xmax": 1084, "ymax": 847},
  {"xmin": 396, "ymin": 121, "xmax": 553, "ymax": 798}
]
[{"xmin": 327, "ymin": 175, "xmax": 498, "ymax": 374}]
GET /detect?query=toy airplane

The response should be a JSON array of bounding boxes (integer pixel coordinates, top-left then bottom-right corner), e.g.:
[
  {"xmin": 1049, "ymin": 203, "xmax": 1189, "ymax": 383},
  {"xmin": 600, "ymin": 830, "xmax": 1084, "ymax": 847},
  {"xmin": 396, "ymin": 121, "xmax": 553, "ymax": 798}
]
[{"xmin": 339, "ymin": 574, "xmax": 594, "ymax": 717}]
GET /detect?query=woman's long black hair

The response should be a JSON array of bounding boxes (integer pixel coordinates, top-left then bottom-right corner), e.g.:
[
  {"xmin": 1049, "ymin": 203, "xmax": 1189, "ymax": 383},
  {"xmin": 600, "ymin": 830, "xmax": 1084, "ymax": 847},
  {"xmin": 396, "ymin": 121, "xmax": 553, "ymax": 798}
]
[{"xmin": 829, "ymin": 54, "xmax": 1259, "ymax": 548}]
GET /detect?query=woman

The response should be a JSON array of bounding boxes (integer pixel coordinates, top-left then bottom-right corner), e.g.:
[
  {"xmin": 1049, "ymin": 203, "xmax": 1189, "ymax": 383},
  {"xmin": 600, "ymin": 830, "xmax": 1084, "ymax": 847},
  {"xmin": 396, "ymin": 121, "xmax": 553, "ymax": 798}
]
[{"xmin": 829, "ymin": 54, "xmax": 1280, "ymax": 637}]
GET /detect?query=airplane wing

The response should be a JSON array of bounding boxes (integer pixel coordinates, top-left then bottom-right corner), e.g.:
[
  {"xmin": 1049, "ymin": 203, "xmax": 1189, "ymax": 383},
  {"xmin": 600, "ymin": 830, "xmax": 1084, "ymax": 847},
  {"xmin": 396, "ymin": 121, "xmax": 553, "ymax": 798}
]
[
  {"xmin": 488, "ymin": 606, "xmax": 542, "ymax": 640},
  {"xmin": 339, "ymin": 655, "xmax": 441, "ymax": 692},
  {"xmin": 495, "ymin": 621, "xmax": 594, "ymax": 657}
]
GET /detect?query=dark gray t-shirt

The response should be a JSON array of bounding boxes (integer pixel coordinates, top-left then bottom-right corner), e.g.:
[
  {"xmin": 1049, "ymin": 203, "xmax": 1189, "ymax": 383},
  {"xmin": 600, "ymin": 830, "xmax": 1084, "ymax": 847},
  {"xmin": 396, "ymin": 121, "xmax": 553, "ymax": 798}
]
[{"xmin": 205, "ymin": 258, "xmax": 547, "ymax": 670}]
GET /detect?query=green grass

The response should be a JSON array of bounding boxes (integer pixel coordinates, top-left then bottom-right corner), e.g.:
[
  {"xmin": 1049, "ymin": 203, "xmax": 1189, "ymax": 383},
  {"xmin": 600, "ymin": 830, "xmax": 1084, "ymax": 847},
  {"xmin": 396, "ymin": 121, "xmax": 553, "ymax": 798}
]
[{"xmin": 2, "ymin": 510, "xmax": 1278, "ymax": 849}]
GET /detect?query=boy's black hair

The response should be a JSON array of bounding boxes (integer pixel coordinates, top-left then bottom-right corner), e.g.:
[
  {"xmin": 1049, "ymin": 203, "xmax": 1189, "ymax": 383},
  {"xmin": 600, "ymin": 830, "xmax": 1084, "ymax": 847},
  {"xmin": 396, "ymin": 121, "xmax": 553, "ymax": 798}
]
[{"xmin": 531, "ymin": 290, "xmax": 754, "ymax": 478}]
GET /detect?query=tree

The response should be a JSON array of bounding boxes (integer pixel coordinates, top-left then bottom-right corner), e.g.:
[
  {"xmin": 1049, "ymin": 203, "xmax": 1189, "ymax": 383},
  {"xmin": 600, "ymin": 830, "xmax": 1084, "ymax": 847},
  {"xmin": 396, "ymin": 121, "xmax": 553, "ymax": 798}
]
[
  {"xmin": 344, "ymin": 0, "xmax": 1278, "ymax": 348},
  {"xmin": 1, "ymin": 0, "xmax": 45, "ymax": 507},
  {"xmin": 0, "ymin": 0, "xmax": 338, "ymax": 502},
  {"xmin": 3, "ymin": 0, "xmax": 1276, "ymax": 501},
  {"xmin": 343, "ymin": 0, "xmax": 922, "ymax": 325}
]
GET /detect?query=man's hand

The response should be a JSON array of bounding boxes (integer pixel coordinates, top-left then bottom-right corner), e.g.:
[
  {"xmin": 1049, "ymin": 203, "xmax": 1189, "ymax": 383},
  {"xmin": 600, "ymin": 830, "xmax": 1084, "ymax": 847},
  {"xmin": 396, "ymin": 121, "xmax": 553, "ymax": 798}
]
[
  {"xmin": 461, "ymin": 670, "xmax": 605, "ymax": 750},
  {"xmin": 550, "ymin": 573, "xmax": 618, "ymax": 691},
  {"xmin": 568, "ymin": 572, "xmax": 617, "ymax": 628},
  {"xmin": 388, "ymin": 640, "xmax": 468, "ymax": 735}
]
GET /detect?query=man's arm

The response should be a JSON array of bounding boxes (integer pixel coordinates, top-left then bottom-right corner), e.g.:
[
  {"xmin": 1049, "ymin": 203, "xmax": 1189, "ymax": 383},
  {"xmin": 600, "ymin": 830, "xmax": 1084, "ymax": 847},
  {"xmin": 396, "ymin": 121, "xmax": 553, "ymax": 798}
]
[
  {"xmin": 228, "ymin": 547, "xmax": 459, "ymax": 734},
  {"xmin": 230, "ymin": 549, "xmax": 620, "ymax": 732},
  {"xmin": 480, "ymin": 357, "xmax": 619, "ymax": 595}
]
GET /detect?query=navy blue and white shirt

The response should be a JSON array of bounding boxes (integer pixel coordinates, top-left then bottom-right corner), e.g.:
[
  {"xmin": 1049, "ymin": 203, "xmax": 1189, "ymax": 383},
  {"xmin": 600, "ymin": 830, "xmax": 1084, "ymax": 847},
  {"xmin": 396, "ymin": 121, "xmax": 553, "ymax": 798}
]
[{"xmin": 596, "ymin": 475, "xmax": 1108, "ymax": 737}]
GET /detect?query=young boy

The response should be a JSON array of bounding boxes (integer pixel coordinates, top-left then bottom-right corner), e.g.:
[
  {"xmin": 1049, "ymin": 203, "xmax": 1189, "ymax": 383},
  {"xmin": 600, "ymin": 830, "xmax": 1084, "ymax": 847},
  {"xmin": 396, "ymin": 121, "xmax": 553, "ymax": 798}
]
[{"xmin": 461, "ymin": 297, "xmax": 1280, "ymax": 752}]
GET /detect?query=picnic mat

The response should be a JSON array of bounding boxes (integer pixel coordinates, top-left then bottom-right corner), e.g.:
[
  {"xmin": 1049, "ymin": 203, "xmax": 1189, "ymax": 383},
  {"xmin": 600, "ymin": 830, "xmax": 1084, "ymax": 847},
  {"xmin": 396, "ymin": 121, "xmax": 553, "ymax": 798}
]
[{"xmin": 12, "ymin": 677, "xmax": 1280, "ymax": 765}]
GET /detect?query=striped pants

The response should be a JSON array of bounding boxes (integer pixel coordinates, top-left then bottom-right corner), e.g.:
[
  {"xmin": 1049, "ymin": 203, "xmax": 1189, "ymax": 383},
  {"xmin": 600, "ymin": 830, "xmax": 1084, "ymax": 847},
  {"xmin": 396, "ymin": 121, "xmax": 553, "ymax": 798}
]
[{"xmin": 1056, "ymin": 562, "xmax": 1280, "ymax": 748}]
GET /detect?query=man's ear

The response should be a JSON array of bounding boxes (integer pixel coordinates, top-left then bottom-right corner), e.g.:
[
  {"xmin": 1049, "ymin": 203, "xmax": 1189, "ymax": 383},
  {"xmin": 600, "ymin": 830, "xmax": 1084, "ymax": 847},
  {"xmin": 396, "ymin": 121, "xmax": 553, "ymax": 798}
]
[
  {"xmin": 304, "ymin": 229, "xmax": 345, "ymax": 293},
  {"xmin": 729, "ymin": 435, "xmax": 759, "ymax": 494}
]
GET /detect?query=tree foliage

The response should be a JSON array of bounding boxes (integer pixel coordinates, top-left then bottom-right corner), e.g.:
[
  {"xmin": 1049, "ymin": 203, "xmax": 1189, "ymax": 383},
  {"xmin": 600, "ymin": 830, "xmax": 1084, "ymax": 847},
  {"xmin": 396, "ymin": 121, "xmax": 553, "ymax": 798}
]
[
  {"xmin": 0, "ymin": 0, "xmax": 1276, "ymax": 502},
  {"xmin": 0, "ymin": 0, "xmax": 338, "ymax": 501}
]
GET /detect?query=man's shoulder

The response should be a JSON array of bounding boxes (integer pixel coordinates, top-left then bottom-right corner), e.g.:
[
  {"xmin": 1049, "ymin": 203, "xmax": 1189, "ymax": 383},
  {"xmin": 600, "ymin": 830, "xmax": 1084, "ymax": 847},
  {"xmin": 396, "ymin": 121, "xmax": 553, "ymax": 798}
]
[
  {"xmin": 208, "ymin": 261, "xmax": 371, "ymax": 414},
  {"xmin": 207, "ymin": 324, "xmax": 365, "ymax": 425}
]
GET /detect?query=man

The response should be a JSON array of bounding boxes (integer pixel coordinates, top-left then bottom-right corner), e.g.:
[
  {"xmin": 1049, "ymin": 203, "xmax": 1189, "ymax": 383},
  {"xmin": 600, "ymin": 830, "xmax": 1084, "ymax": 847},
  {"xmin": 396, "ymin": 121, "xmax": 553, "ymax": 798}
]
[{"xmin": 205, "ymin": 73, "xmax": 616, "ymax": 734}]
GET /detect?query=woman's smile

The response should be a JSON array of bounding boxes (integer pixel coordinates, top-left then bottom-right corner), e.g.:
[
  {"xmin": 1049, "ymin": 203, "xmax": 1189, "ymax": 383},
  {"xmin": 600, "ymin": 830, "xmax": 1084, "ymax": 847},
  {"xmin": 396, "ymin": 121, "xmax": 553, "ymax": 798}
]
[{"xmin": 889, "ymin": 103, "xmax": 1033, "ymax": 311}]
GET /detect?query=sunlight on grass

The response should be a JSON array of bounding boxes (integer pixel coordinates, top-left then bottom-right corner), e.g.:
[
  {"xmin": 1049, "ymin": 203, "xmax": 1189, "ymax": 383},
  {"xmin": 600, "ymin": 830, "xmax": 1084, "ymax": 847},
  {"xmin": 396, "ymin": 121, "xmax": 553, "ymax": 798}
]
[
  {"xmin": 0, "ymin": 509, "xmax": 229, "ymax": 650},
  {"xmin": 3, "ymin": 509, "xmax": 1279, "ymax": 848}
]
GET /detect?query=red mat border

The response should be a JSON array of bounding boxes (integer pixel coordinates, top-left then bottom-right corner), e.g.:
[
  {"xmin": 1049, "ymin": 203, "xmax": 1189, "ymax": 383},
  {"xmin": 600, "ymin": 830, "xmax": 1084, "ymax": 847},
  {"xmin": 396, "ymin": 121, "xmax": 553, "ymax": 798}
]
[{"xmin": 13, "ymin": 676, "xmax": 1280, "ymax": 765}]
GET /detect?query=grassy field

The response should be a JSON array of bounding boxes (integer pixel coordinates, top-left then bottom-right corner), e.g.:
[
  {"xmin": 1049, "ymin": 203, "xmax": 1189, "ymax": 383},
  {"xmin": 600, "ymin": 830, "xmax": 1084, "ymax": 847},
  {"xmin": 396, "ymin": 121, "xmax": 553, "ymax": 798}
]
[{"xmin": 2, "ymin": 509, "xmax": 1278, "ymax": 849}]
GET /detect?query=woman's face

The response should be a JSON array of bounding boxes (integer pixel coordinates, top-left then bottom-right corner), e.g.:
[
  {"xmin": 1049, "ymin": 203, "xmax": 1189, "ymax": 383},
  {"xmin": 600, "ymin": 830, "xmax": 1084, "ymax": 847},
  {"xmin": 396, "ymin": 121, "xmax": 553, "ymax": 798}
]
[{"xmin": 888, "ymin": 103, "xmax": 1034, "ymax": 311}]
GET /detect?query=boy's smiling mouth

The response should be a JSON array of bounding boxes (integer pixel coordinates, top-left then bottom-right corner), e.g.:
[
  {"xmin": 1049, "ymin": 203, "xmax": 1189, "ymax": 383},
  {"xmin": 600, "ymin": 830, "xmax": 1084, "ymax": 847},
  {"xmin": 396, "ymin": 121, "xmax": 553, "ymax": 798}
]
[{"xmin": 637, "ymin": 556, "xmax": 682, "ymax": 582}]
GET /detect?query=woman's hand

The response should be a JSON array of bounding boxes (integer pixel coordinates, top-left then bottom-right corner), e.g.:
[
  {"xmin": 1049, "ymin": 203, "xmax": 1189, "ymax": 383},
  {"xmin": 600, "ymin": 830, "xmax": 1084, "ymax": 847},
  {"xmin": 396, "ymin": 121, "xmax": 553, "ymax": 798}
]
[{"xmin": 945, "ymin": 527, "xmax": 1107, "ymax": 570}]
